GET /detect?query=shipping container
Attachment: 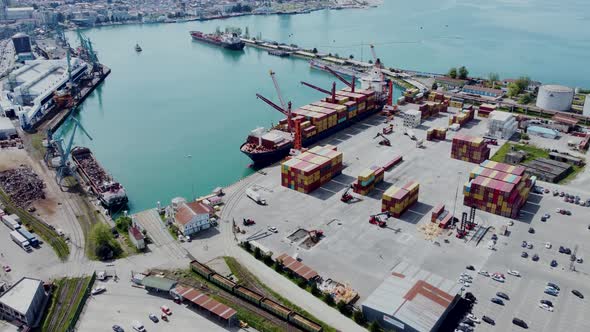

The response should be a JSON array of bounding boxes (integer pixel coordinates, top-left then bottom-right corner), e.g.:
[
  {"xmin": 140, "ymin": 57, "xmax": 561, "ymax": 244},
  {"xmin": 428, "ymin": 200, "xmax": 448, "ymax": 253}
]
[
  {"xmin": 289, "ymin": 312, "xmax": 323, "ymax": 332},
  {"xmin": 190, "ymin": 260, "xmax": 215, "ymax": 279},
  {"xmin": 382, "ymin": 181, "xmax": 420, "ymax": 217},
  {"xmin": 383, "ymin": 156, "xmax": 403, "ymax": 171},
  {"xmin": 261, "ymin": 298, "xmax": 293, "ymax": 320},
  {"xmin": 210, "ymin": 273, "xmax": 237, "ymax": 292},
  {"xmin": 17, "ymin": 227, "xmax": 38, "ymax": 247},
  {"xmin": 10, "ymin": 230, "xmax": 31, "ymax": 252},
  {"xmin": 2, "ymin": 214, "xmax": 21, "ymax": 230},
  {"xmin": 234, "ymin": 285, "xmax": 264, "ymax": 306},
  {"xmin": 451, "ymin": 134, "xmax": 490, "ymax": 164}
]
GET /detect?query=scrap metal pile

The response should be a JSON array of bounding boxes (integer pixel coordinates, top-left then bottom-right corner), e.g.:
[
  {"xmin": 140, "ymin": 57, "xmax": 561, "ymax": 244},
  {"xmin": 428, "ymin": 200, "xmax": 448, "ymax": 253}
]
[{"xmin": 0, "ymin": 166, "xmax": 46, "ymax": 208}]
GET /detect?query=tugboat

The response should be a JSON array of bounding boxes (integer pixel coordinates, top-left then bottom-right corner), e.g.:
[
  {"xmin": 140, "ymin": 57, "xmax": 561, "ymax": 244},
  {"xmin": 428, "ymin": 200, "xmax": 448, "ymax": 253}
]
[{"xmin": 135, "ymin": 43, "xmax": 142, "ymax": 52}]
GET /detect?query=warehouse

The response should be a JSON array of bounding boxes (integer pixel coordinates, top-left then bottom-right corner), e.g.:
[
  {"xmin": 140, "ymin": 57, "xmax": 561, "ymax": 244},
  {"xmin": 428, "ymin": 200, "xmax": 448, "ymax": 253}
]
[
  {"xmin": 551, "ymin": 113, "xmax": 578, "ymax": 132},
  {"xmin": 549, "ymin": 152, "xmax": 584, "ymax": 166},
  {"xmin": 276, "ymin": 253, "xmax": 319, "ymax": 282},
  {"xmin": 0, "ymin": 277, "xmax": 49, "ymax": 328},
  {"xmin": 527, "ymin": 125, "xmax": 559, "ymax": 139},
  {"xmin": 536, "ymin": 85, "xmax": 574, "ymax": 111},
  {"xmin": 362, "ymin": 262, "xmax": 461, "ymax": 332},
  {"xmin": 525, "ymin": 158, "xmax": 572, "ymax": 183},
  {"xmin": 173, "ymin": 285, "xmax": 238, "ymax": 327},
  {"xmin": 140, "ymin": 276, "xmax": 178, "ymax": 294},
  {"xmin": 462, "ymin": 85, "xmax": 503, "ymax": 98}
]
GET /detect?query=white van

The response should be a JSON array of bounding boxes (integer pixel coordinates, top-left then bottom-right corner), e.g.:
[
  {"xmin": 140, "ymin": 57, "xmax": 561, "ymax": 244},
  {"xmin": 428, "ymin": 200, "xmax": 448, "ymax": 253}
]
[{"xmin": 132, "ymin": 320, "xmax": 145, "ymax": 332}]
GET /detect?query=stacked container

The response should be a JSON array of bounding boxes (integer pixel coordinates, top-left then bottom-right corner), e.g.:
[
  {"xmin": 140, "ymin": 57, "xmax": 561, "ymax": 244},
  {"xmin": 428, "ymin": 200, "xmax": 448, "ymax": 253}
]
[
  {"xmin": 463, "ymin": 160, "xmax": 533, "ymax": 218},
  {"xmin": 451, "ymin": 134, "xmax": 490, "ymax": 163},
  {"xmin": 381, "ymin": 181, "xmax": 420, "ymax": 217},
  {"xmin": 281, "ymin": 145, "xmax": 343, "ymax": 194},
  {"xmin": 449, "ymin": 97, "xmax": 464, "ymax": 108},
  {"xmin": 427, "ymin": 92, "xmax": 445, "ymax": 102},
  {"xmin": 478, "ymin": 104, "xmax": 497, "ymax": 118},
  {"xmin": 449, "ymin": 107, "xmax": 475, "ymax": 127},
  {"xmin": 426, "ymin": 127, "xmax": 447, "ymax": 141},
  {"xmin": 352, "ymin": 166, "xmax": 385, "ymax": 195}
]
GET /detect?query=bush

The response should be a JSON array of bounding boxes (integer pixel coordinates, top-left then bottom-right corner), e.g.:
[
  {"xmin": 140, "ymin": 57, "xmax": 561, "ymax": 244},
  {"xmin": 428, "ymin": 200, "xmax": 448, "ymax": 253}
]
[
  {"xmin": 337, "ymin": 301, "xmax": 351, "ymax": 316},
  {"xmin": 369, "ymin": 321, "xmax": 383, "ymax": 332},
  {"xmin": 263, "ymin": 254, "xmax": 273, "ymax": 266},
  {"xmin": 310, "ymin": 282, "xmax": 321, "ymax": 296},
  {"xmin": 297, "ymin": 278, "xmax": 307, "ymax": 288},
  {"xmin": 243, "ymin": 241, "xmax": 252, "ymax": 252},
  {"xmin": 352, "ymin": 310, "xmax": 365, "ymax": 325},
  {"xmin": 115, "ymin": 216, "xmax": 131, "ymax": 232},
  {"xmin": 274, "ymin": 260, "xmax": 283, "ymax": 272},
  {"xmin": 90, "ymin": 223, "xmax": 122, "ymax": 260},
  {"xmin": 323, "ymin": 293, "xmax": 335, "ymax": 306},
  {"xmin": 254, "ymin": 247, "xmax": 262, "ymax": 259}
]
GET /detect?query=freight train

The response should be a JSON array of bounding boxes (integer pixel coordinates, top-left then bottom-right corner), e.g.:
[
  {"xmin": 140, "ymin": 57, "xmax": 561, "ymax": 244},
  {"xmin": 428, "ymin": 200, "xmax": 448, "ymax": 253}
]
[{"xmin": 190, "ymin": 260, "xmax": 322, "ymax": 332}]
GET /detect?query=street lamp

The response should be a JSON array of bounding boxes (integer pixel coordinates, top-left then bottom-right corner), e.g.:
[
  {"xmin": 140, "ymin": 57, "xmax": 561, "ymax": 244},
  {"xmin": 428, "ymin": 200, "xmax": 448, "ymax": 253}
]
[
  {"xmin": 186, "ymin": 154, "xmax": 195, "ymax": 201},
  {"xmin": 452, "ymin": 171, "xmax": 463, "ymax": 226}
]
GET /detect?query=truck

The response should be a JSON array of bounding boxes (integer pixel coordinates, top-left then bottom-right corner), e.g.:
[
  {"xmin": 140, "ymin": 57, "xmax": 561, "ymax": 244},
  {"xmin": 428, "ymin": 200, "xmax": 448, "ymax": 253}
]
[
  {"xmin": 2, "ymin": 214, "xmax": 21, "ymax": 230},
  {"xmin": 246, "ymin": 187, "xmax": 267, "ymax": 205},
  {"xmin": 10, "ymin": 230, "xmax": 31, "ymax": 252},
  {"xmin": 17, "ymin": 227, "xmax": 39, "ymax": 247}
]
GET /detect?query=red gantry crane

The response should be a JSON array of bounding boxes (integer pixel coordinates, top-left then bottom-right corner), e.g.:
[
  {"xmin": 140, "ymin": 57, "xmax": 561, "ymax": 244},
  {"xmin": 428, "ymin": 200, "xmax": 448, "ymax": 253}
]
[{"xmin": 322, "ymin": 65, "xmax": 356, "ymax": 93}]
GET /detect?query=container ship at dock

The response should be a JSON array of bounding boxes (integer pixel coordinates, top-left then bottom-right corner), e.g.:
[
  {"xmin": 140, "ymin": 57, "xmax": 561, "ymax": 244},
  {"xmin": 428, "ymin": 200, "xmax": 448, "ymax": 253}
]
[
  {"xmin": 71, "ymin": 147, "xmax": 128, "ymax": 210},
  {"xmin": 189, "ymin": 31, "xmax": 245, "ymax": 50},
  {"xmin": 241, "ymin": 66, "xmax": 392, "ymax": 166}
]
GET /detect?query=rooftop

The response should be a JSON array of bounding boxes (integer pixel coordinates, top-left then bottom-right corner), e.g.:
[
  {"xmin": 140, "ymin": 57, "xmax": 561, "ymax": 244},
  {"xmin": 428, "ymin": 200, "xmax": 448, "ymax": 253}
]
[
  {"xmin": 362, "ymin": 261, "xmax": 460, "ymax": 332},
  {"xmin": 0, "ymin": 277, "xmax": 44, "ymax": 314},
  {"xmin": 141, "ymin": 276, "xmax": 177, "ymax": 291},
  {"xmin": 542, "ymin": 85, "xmax": 573, "ymax": 93},
  {"xmin": 129, "ymin": 225, "xmax": 144, "ymax": 241},
  {"xmin": 463, "ymin": 85, "xmax": 503, "ymax": 94},
  {"xmin": 175, "ymin": 201, "xmax": 210, "ymax": 225}
]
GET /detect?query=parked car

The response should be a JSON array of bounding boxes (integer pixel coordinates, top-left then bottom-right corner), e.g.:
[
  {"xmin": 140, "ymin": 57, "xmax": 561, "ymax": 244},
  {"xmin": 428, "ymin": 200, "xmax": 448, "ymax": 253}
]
[
  {"xmin": 532, "ymin": 254, "xmax": 539, "ymax": 261},
  {"xmin": 521, "ymin": 241, "xmax": 527, "ymax": 248},
  {"xmin": 507, "ymin": 270, "xmax": 521, "ymax": 277},
  {"xmin": 512, "ymin": 318, "xmax": 528, "ymax": 329},
  {"xmin": 478, "ymin": 270, "xmax": 490, "ymax": 277},
  {"xmin": 564, "ymin": 248, "xmax": 572, "ymax": 255},
  {"xmin": 461, "ymin": 319, "xmax": 475, "ymax": 327},
  {"xmin": 545, "ymin": 242, "xmax": 552, "ymax": 249},
  {"xmin": 482, "ymin": 315, "xmax": 495, "ymax": 325},
  {"xmin": 491, "ymin": 297, "xmax": 504, "ymax": 305},
  {"xmin": 521, "ymin": 251, "xmax": 529, "ymax": 258},
  {"xmin": 528, "ymin": 227, "xmax": 535, "ymax": 234},
  {"xmin": 132, "ymin": 321, "xmax": 145, "ymax": 332},
  {"xmin": 559, "ymin": 246, "xmax": 565, "ymax": 253},
  {"xmin": 91, "ymin": 286, "xmax": 106, "ymax": 295},
  {"xmin": 577, "ymin": 257, "xmax": 583, "ymax": 263},
  {"xmin": 268, "ymin": 226, "xmax": 278, "ymax": 233},
  {"xmin": 545, "ymin": 288, "xmax": 559, "ymax": 296},
  {"xmin": 538, "ymin": 302, "xmax": 554, "ymax": 312},
  {"xmin": 547, "ymin": 282, "xmax": 560, "ymax": 290},
  {"xmin": 112, "ymin": 325, "xmax": 124, "ymax": 332},
  {"xmin": 527, "ymin": 243, "xmax": 533, "ymax": 249},
  {"xmin": 149, "ymin": 313, "xmax": 159, "ymax": 323},
  {"xmin": 551, "ymin": 260, "xmax": 558, "ymax": 267},
  {"xmin": 466, "ymin": 314, "xmax": 480, "ymax": 323},
  {"xmin": 572, "ymin": 290, "xmax": 584, "ymax": 299},
  {"xmin": 492, "ymin": 275, "xmax": 505, "ymax": 283},
  {"xmin": 161, "ymin": 305, "xmax": 172, "ymax": 315},
  {"xmin": 540, "ymin": 299, "xmax": 553, "ymax": 307},
  {"xmin": 3, "ymin": 265, "xmax": 10, "ymax": 273},
  {"xmin": 496, "ymin": 292, "xmax": 510, "ymax": 300},
  {"xmin": 466, "ymin": 265, "xmax": 475, "ymax": 271}
]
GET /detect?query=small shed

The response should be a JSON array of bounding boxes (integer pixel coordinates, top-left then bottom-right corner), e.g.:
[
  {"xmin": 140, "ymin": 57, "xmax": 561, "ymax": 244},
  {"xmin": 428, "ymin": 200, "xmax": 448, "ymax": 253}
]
[{"xmin": 141, "ymin": 276, "xmax": 177, "ymax": 294}]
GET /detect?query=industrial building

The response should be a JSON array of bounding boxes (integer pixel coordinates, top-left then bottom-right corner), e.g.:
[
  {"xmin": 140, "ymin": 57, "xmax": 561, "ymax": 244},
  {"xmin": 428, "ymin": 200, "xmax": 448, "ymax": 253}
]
[
  {"xmin": 462, "ymin": 85, "xmax": 503, "ymax": 98},
  {"xmin": 551, "ymin": 113, "xmax": 578, "ymax": 132},
  {"xmin": 487, "ymin": 111, "xmax": 517, "ymax": 139},
  {"xmin": 0, "ymin": 116, "xmax": 16, "ymax": 139},
  {"xmin": 0, "ymin": 277, "xmax": 49, "ymax": 328},
  {"xmin": 527, "ymin": 125, "xmax": 559, "ymax": 139},
  {"xmin": 2, "ymin": 58, "xmax": 89, "ymax": 129},
  {"xmin": 11, "ymin": 32, "xmax": 33, "ymax": 62},
  {"xmin": 173, "ymin": 201, "xmax": 212, "ymax": 237},
  {"xmin": 173, "ymin": 285, "xmax": 238, "ymax": 327},
  {"xmin": 524, "ymin": 158, "xmax": 572, "ymax": 183},
  {"xmin": 140, "ymin": 276, "xmax": 178, "ymax": 294},
  {"xmin": 128, "ymin": 225, "xmax": 146, "ymax": 250},
  {"xmin": 536, "ymin": 85, "xmax": 574, "ymax": 111},
  {"xmin": 549, "ymin": 152, "xmax": 584, "ymax": 166},
  {"xmin": 505, "ymin": 150, "xmax": 527, "ymax": 165},
  {"xmin": 362, "ymin": 262, "xmax": 461, "ymax": 332}
]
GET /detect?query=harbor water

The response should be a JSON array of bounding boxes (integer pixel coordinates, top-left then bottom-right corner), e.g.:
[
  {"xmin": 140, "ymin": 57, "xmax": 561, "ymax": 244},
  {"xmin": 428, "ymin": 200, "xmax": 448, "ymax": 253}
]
[{"xmin": 64, "ymin": 0, "xmax": 590, "ymax": 212}]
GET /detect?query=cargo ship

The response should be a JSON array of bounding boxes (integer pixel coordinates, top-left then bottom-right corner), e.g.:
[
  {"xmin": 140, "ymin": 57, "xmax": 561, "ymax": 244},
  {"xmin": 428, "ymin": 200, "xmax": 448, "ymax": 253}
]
[
  {"xmin": 189, "ymin": 31, "xmax": 245, "ymax": 50},
  {"xmin": 241, "ymin": 70, "xmax": 390, "ymax": 166},
  {"xmin": 71, "ymin": 147, "xmax": 128, "ymax": 209}
]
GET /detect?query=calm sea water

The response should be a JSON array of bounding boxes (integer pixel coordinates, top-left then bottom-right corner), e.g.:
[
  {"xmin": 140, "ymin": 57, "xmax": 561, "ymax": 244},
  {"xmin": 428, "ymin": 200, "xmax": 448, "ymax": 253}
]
[{"xmin": 64, "ymin": 0, "xmax": 590, "ymax": 212}]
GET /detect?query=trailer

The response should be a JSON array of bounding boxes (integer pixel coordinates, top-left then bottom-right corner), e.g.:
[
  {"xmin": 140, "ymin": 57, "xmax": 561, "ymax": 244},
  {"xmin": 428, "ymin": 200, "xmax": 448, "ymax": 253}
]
[
  {"xmin": 246, "ymin": 187, "xmax": 267, "ymax": 205},
  {"xmin": 2, "ymin": 214, "xmax": 21, "ymax": 230},
  {"xmin": 10, "ymin": 230, "xmax": 31, "ymax": 252},
  {"xmin": 17, "ymin": 228, "xmax": 39, "ymax": 247}
]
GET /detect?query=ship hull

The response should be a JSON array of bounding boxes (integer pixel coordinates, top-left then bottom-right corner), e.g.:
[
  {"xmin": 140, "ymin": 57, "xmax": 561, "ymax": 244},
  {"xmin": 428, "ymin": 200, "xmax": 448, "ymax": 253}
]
[
  {"xmin": 190, "ymin": 35, "xmax": 245, "ymax": 50},
  {"xmin": 241, "ymin": 104, "xmax": 384, "ymax": 167}
]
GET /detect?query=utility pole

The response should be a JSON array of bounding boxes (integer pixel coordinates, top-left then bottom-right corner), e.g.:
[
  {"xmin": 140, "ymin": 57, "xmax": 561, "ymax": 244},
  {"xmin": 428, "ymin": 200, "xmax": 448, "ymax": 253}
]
[
  {"xmin": 186, "ymin": 154, "xmax": 195, "ymax": 201},
  {"xmin": 452, "ymin": 171, "xmax": 463, "ymax": 226}
]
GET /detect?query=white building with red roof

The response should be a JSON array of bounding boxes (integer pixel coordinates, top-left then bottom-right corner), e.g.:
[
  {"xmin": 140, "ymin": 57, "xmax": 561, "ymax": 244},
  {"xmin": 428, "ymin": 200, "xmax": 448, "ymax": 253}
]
[{"xmin": 174, "ymin": 201, "xmax": 212, "ymax": 237}]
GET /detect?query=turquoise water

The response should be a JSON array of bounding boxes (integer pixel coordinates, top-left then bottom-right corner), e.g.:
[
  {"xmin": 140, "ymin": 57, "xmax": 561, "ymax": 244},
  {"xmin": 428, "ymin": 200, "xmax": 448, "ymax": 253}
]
[{"xmin": 64, "ymin": 0, "xmax": 590, "ymax": 212}]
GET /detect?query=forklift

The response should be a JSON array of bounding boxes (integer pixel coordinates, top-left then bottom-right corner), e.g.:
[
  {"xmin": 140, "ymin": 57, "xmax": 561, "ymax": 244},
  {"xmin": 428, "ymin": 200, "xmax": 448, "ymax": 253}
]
[
  {"xmin": 369, "ymin": 212, "xmax": 390, "ymax": 227},
  {"xmin": 341, "ymin": 187, "xmax": 354, "ymax": 203}
]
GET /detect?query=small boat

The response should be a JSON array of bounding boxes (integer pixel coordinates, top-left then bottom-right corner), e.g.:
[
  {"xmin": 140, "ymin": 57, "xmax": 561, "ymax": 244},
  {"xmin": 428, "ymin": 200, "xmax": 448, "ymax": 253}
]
[{"xmin": 135, "ymin": 43, "xmax": 142, "ymax": 52}]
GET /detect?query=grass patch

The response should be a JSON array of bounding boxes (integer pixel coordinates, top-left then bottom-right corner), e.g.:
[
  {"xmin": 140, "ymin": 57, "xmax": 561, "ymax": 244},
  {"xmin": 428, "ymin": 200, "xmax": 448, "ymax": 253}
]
[
  {"xmin": 0, "ymin": 188, "xmax": 69, "ymax": 260},
  {"xmin": 224, "ymin": 256, "xmax": 337, "ymax": 332},
  {"xmin": 30, "ymin": 132, "xmax": 46, "ymax": 158},
  {"xmin": 492, "ymin": 142, "xmax": 585, "ymax": 184},
  {"xmin": 40, "ymin": 276, "xmax": 94, "ymax": 332}
]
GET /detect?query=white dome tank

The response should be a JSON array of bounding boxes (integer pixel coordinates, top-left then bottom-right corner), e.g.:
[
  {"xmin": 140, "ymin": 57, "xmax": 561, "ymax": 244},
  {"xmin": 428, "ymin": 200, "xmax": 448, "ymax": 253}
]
[{"xmin": 535, "ymin": 85, "xmax": 573, "ymax": 111}]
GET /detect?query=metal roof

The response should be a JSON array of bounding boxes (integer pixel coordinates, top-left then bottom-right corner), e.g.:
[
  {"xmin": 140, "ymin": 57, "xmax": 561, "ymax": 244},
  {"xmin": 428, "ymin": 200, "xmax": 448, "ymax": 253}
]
[
  {"xmin": 276, "ymin": 253, "xmax": 319, "ymax": 281},
  {"xmin": 140, "ymin": 276, "xmax": 177, "ymax": 291},
  {"xmin": 362, "ymin": 261, "xmax": 460, "ymax": 332},
  {"xmin": 0, "ymin": 277, "xmax": 44, "ymax": 315},
  {"xmin": 175, "ymin": 285, "xmax": 237, "ymax": 320}
]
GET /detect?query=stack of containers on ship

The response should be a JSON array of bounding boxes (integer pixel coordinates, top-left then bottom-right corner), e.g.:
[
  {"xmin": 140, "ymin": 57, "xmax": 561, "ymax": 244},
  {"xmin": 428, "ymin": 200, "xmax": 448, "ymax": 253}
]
[
  {"xmin": 463, "ymin": 160, "xmax": 533, "ymax": 218},
  {"xmin": 426, "ymin": 127, "xmax": 448, "ymax": 141},
  {"xmin": 381, "ymin": 181, "xmax": 420, "ymax": 218},
  {"xmin": 281, "ymin": 145, "xmax": 343, "ymax": 193},
  {"xmin": 352, "ymin": 166, "xmax": 384, "ymax": 196},
  {"xmin": 449, "ymin": 105, "xmax": 474, "ymax": 126},
  {"xmin": 451, "ymin": 134, "xmax": 490, "ymax": 163}
]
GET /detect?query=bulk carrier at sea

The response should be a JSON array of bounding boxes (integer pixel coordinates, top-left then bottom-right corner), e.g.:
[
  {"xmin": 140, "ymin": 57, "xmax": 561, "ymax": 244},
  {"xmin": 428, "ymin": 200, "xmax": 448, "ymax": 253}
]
[
  {"xmin": 240, "ymin": 65, "xmax": 392, "ymax": 166},
  {"xmin": 189, "ymin": 31, "xmax": 245, "ymax": 50}
]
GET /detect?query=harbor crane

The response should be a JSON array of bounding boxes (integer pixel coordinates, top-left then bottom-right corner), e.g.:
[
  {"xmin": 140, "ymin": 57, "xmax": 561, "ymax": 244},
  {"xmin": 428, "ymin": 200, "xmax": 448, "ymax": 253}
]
[
  {"xmin": 50, "ymin": 112, "xmax": 93, "ymax": 188},
  {"xmin": 300, "ymin": 81, "xmax": 338, "ymax": 103},
  {"xmin": 256, "ymin": 70, "xmax": 303, "ymax": 153},
  {"xmin": 369, "ymin": 44, "xmax": 383, "ymax": 69},
  {"xmin": 321, "ymin": 65, "xmax": 356, "ymax": 92},
  {"xmin": 373, "ymin": 132, "xmax": 391, "ymax": 146}
]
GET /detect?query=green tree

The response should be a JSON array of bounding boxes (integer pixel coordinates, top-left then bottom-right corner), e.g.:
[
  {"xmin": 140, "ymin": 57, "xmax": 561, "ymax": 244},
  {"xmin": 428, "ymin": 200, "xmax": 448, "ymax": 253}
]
[
  {"xmin": 254, "ymin": 246, "xmax": 262, "ymax": 259},
  {"xmin": 507, "ymin": 82, "xmax": 521, "ymax": 97},
  {"xmin": 448, "ymin": 67, "xmax": 457, "ymax": 79},
  {"xmin": 337, "ymin": 301, "xmax": 351, "ymax": 316},
  {"xmin": 323, "ymin": 293, "xmax": 335, "ymax": 306},
  {"xmin": 90, "ymin": 223, "xmax": 122, "ymax": 260},
  {"xmin": 297, "ymin": 278, "xmax": 307, "ymax": 288},
  {"xmin": 515, "ymin": 76, "xmax": 531, "ymax": 91},
  {"xmin": 369, "ymin": 321, "xmax": 383, "ymax": 332},
  {"xmin": 263, "ymin": 254, "xmax": 273, "ymax": 266},
  {"xmin": 488, "ymin": 72, "xmax": 499, "ymax": 88},
  {"xmin": 349, "ymin": 54, "xmax": 354, "ymax": 59},
  {"xmin": 274, "ymin": 260, "xmax": 283, "ymax": 272},
  {"xmin": 115, "ymin": 216, "xmax": 132, "ymax": 232},
  {"xmin": 243, "ymin": 241, "xmax": 252, "ymax": 252},
  {"xmin": 310, "ymin": 282, "xmax": 321, "ymax": 296},
  {"xmin": 352, "ymin": 310, "xmax": 365, "ymax": 325},
  {"xmin": 518, "ymin": 93, "xmax": 533, "ymax": 105},
  {"xmin": 458, "ymin": 66, "xmax": 469, "ymax": 79}
]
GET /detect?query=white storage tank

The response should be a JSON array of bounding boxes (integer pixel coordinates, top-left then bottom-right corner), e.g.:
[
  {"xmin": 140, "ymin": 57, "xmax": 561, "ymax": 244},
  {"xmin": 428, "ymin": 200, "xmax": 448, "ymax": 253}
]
[
  {"xmin": 535, "ymin": 85, "xmax": 574, "ymax": 111},
  {"xmin": 584, "ymin": 94, "xmax": 590, "ymax": 117}
]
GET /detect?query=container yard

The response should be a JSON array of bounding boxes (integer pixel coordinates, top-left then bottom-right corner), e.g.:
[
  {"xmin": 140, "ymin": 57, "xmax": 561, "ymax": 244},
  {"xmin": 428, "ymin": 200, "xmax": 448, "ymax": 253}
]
[{"xmin": 280, "ymin": 145, "xmax": 343, "ymax": 194}]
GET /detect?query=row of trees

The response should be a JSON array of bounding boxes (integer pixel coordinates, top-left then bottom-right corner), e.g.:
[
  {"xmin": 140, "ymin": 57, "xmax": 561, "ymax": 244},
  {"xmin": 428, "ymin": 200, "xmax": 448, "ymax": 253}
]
[{"xmin": 447, "ymin": 66, "xmax": 469, "ymax": 79}]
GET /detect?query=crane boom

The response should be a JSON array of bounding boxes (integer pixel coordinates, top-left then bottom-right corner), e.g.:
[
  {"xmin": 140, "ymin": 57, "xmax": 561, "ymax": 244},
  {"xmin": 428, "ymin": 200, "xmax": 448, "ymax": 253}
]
[
  {"xmin": 255, "ymin": 93, "xmax": 289, "ymax": 117},
  {"xmin": 301, "ymin": 81, "xmax": 337, "ymax": 103},
  {"xmin": 269, "ymin": 70, "xmax": 287, "ymax": 112},
  {"xmin": 322, "ymin": 65, "xmax": 353, "ymax": 89}
]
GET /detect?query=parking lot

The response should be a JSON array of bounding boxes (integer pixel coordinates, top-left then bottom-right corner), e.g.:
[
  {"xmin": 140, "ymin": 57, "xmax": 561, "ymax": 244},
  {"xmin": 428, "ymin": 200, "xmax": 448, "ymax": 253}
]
[{"xmin": 77, "ymin": 271, "xmax": 249, "ymax": 332}]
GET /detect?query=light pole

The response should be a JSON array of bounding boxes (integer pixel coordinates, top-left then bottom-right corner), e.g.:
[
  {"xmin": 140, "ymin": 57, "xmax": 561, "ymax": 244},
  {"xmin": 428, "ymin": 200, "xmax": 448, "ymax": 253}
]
[
  {"xmin": 452, "ymin": 171, "xmax": 463, "ymax": 226},
  {"xmin": 186, "ymin": 154, "xmax": 195, "ymax": 201}
]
